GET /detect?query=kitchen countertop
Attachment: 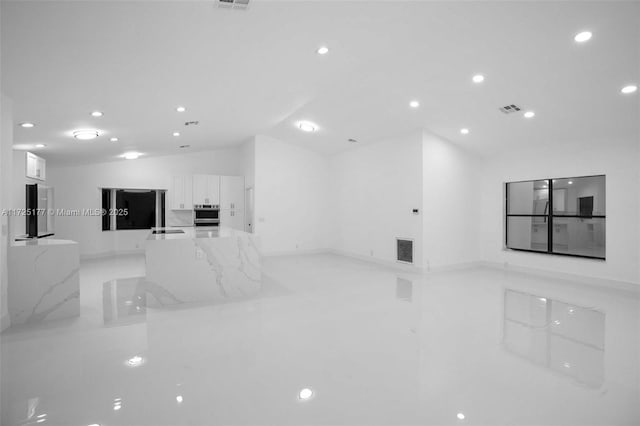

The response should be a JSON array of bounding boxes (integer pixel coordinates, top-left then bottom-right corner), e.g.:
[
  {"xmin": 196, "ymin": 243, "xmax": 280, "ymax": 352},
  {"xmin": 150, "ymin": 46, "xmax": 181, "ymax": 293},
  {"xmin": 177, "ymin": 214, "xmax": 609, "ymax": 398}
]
[
  {"xmin": 147, "ymin": 226, "xmax": 251, "ymax": 241},
  {"xmin": 11, "ymin": 238, "xmax": 78, "ymax": 247}
]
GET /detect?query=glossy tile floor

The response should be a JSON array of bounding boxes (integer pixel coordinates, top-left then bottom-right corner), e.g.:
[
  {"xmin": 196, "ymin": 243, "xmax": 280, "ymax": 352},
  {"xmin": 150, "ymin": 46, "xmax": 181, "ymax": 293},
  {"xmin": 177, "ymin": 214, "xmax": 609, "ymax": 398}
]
[{"xmin": 1, "ymin": 254, "xmax": 639, "ymax": 425}]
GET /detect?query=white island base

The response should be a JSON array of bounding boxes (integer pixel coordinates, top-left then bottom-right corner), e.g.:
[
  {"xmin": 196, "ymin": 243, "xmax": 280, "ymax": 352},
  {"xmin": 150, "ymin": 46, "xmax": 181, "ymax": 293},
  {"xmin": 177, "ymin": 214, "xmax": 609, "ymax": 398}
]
[
  {"xmin": 8, "ymin": 239, "xmax": 80, "ymax": 327},
  {"xmin": 145, "ymin": 227, "xmax": 261, "ymax": 304}
]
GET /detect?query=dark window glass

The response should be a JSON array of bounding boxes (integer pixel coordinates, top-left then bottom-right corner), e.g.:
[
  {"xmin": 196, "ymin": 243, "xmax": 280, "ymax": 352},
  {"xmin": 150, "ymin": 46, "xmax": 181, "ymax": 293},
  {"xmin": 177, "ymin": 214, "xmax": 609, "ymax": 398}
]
[
  {"xmin": 116, "ymin": 190, "xmax": 156, "ymax": 230},
  {"xmin": 102, "ymin": 188, "xmax": 111, "ymax": 231}
]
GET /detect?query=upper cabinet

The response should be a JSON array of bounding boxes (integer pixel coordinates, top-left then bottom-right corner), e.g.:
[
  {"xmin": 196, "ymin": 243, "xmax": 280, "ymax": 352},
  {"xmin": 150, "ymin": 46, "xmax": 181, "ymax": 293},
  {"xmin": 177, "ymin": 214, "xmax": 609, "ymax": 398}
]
[
  {"xmin": 220, "ymin": 176, "xmax": 244, "ymax": 211},
  {"xmin": 26, "ymin": 152, "xmax": 46, "ymax": 181},
  {"xmin": 169, "ymin": 174, "xmax": 243, "ymax": 211},
  {"xmin": 170, "ymin": 175, "xmax": 193, "ymax": 210},
  {"xmin": 193, "ymin": 174, "xmax": 220, "ymax": 205}
]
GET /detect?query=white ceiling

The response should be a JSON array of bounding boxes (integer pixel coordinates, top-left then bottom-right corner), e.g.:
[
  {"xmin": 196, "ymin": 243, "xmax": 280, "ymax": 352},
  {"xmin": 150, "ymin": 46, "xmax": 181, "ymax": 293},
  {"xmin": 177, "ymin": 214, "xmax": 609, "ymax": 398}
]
[{"xmin": 2, "ymin": 0, "xmax": 639, "ymax": 166}]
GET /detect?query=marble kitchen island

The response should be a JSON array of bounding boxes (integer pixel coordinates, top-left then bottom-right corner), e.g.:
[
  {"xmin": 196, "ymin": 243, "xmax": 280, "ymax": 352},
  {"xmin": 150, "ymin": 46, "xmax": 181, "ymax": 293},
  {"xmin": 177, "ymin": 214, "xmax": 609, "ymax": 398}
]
[
  {"xmin": 8, "ymin": 239, "xmax": 80, "ymax": 327},
  {"xmin": 145, "ymin": 227, "xmax": 261, "ymax": 304}
]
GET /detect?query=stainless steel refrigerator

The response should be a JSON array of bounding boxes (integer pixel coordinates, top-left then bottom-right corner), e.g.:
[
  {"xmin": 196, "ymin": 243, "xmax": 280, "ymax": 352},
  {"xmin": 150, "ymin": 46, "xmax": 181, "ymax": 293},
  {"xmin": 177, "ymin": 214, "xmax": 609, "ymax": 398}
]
[{"xmin": 25, "ymin": 183, "xmax": 55, "ymax": 238}]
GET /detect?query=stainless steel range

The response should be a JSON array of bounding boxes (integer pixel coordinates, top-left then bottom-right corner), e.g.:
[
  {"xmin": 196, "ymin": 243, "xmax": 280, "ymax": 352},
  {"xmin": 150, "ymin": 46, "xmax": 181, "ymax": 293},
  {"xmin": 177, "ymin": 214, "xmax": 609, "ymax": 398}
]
[{"xmin": 193, "ymin": 204, "xmax": 220, "ymax": 227}]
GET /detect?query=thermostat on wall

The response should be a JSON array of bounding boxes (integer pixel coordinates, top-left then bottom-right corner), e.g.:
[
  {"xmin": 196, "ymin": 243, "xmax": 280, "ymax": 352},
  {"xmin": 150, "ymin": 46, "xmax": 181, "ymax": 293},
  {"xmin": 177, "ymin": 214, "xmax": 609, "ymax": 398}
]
[{"xmin": 412, "ymin": 209, "xmax": 420, "ymax": 215}]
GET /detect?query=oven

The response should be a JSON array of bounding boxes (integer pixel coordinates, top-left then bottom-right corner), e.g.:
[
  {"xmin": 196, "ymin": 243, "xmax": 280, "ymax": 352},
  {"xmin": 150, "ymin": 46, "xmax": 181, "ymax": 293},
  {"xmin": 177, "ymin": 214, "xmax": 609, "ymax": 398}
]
[{"xmin": 193, "ymin": 204, "xmax": 220, "ymax": 227}]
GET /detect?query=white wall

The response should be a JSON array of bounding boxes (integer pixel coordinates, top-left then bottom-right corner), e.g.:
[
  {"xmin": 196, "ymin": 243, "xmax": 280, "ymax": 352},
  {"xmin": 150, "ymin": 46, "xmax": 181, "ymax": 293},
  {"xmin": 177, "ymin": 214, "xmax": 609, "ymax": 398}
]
[
  {"xmin": 478, "ymin": 138, "xmax": 640, "ymax": 284},
  {"xmin": 253, "ymin": 135, "xmax": 331, "ymax": 255},
  {"xmin": 422, "ymin": 131, "xmax": 481, "ymax": 270},
  {"xmin": 241, "ymin": 138, "xmax": 255, "ymax": 190},
  {"xmin": 330, "ymin": 131, "xmax": 424, "ymax": 267},
  {"xmin": 1, "ymin": 94, "xmax": 13, "ymax": 331},
  {"xmin": 47, "ymin": 148, "xmax": 243, "ymax": 257}
]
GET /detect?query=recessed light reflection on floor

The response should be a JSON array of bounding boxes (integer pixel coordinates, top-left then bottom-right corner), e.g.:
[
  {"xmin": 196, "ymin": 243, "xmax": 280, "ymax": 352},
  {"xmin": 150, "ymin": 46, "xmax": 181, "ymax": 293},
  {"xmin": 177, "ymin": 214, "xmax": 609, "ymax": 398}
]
[
  {"xmin": 125, "ymin": 355, "xmax": 145, "ymax": 367},
  {"xmin": 298, "ymin": 388, "xmax": 314, "ymax": 401},
  {"xmin": 457, "ymin": 412, "xmax": 466, "ymax": 420},
  {"xmin": 176, "ymin": 395, "xmax": 184, "ymax": 404}
]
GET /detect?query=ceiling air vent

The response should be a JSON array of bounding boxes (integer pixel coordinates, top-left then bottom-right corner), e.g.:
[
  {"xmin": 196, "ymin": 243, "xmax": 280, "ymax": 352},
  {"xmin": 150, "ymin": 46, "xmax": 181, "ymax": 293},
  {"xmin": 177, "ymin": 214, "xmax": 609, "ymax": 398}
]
[
  {"xmin": 218, "ymin": 0, "xmax": 249, "ymax": 10},
  {"xmin": 184, "ymin": 121, "xmax": 199, "ymax": 126},
  {"xmin": 499, "ymin": 104, "xmax": 522, "ymax": 114},
  {"xmin": 396, "ymin": 238, "xmax": 414, "ymax": 264}
]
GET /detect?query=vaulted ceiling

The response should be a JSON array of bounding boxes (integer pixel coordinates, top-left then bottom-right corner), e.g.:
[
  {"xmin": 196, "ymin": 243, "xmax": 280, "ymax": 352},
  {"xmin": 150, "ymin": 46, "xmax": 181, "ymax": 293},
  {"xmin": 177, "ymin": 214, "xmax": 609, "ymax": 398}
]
[{"xmin": 2, "ymin": 0, "xmax": 638, "ymax": 165}]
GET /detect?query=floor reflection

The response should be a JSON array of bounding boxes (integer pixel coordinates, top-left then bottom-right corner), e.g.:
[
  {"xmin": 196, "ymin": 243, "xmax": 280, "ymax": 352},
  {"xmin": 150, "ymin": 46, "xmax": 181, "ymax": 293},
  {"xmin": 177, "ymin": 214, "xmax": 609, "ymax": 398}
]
[
  {"xmin": 396, "ymin": 277, "xmax": 413, "ymax": 302},
  {"xmin": 503, "ymin": 289, "xmax": 605, "ymax": 388},
  {"xmin": 102, "ymin": 275, "xmax": 293, "ymax": 326},
  {"xmin": 102, "ymin": 277, "xmax": 183, "ymax": 325}
]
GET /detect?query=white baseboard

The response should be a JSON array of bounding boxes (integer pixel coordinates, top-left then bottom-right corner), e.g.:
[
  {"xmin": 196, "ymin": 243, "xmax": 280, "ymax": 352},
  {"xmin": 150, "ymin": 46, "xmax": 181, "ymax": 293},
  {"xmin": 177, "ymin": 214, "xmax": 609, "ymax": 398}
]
[
  {"xmin": 327, "ymin": 248, "xmax": 426, "ymax": 273},
  {"xmin": 1, "ymin": 312, "xmax": 10, "ymax": 333},
  {"xmin": 262, "ymin": 248, "xmax": 329, "ymax": 258},
  {"xmin": 80, "ymin": 249, "xmax": 145, "ymax": 261},
  {"xmin": 425, "ymin": 260, "xmax": 486, "ymax": 274},
  {"xmin": 478, "ymin": 260, "xmax": 640, "ymax": 291}
]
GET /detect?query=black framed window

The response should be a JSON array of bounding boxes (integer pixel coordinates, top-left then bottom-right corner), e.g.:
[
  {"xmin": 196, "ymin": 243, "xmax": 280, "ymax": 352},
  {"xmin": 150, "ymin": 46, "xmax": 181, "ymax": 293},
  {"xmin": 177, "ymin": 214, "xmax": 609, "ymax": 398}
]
[
  {"xmin": 101, "ymin": 188, "xmax": 166, "ymax": 231},
  {"xmin": 505, "ymin": 175, "xmax": 605, "ymax": 260}
]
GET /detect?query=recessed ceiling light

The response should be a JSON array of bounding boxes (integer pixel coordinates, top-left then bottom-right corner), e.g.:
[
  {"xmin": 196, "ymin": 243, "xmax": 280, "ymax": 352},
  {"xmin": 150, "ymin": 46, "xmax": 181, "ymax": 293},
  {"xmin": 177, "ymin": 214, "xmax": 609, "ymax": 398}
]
[
  {"xmin": 298, "ymin": 388, "xmax": 314, "ymax": 401},
  {"xmin": 317, "ymin": 46, "xmax": 329, "ymax": 55},
  {"xmin": 35, "ymin": 144, "xmax": 46, "ymax": 148},
  {"xmin": 460, "ymin": 128, "xmax": 470, "ymax": 135},
  {"xmin": 20, "ymin": 122, "xmax": 35, "ymax": 128},
  {"xmin": 524, "ymin": 111, "xmax": 535, "ymax": 118},
  {"xmin": 73, "ymin": 129, "xmax": 99, "ymax": 140},
  {"xmin": 568, "ymin": 181, "xmax": 573, "ymax": 185},
  {"xmin": 91, "ymin": 111, "xmax": 104, "ymax": 117},
  {"xmin": 457, "ymin": 413, "xmax": 466, "ymax": 420},
  {"xmin": 621, "ymin": 85, "xmax": 638, "ymax": 94},
  {"xmin": 409, "ymin": 100, "xmax": 420, "ymax": 108},
  {"xmin": 297, "ymin": 121, "xmax": 318, "ymax": 132},
  {"xmin": 574, "ymin": 31, "xmax": 592, "ymax": 43},
  {"xmin": 110, "ymin": 137, "xmax": 119, "ymax": 142},
  {"xmin": 122, "ymin": 152, "xmax": 142, "ymax": 160},
  {"xmin": 176, "ymin": 106, "xmax": 186, "ymax": 112},
  {"xmin": 176, "ymin": 395, "xmax": 184, "ymax": 403},
  {"xmin": 173, "ymin": 132, "xmax": 181, "ymax": 137},
  {"xmin": 472, "ymin": 74, "xmax": 485, "ymax": 83}
]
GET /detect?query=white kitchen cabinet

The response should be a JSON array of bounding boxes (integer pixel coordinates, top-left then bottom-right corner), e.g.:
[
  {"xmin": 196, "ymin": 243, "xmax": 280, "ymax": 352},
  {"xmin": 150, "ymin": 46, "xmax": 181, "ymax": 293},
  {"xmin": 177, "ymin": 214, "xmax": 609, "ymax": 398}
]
[
  {"xmin": 220, "ymin": 176, "xmax": 244, "ymax": 211},
  {"xmin": 26, "ymin": 152, "xmax": 46, "ymax": 181},
  {"xmin": 193, "ymin": 175, "xmax": 220, "ymax": 205},
  {"xmin": 220, "ymin": 209, "xmax": 244, "ymax": 231},
  {"xmin": 170, "ymin": 175, "xmax": 193, "ymax": 210}
]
